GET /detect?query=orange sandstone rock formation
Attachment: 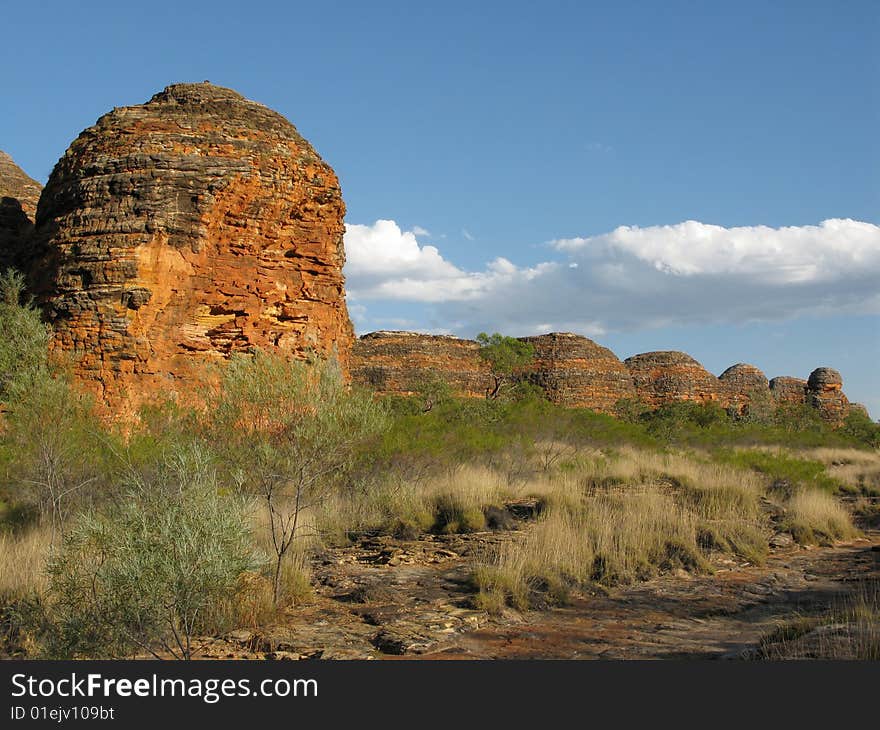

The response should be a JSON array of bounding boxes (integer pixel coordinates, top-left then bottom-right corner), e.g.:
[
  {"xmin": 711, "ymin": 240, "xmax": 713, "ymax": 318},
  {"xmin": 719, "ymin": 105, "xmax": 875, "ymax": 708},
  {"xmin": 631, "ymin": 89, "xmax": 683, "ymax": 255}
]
[
  {"xmin": 351, "ymin": 331, "xmax": 490, "ymax": 398},
  {"xmin": 516, "ymin": 332, "xmax": 636, "ymax": 413},
  {"xmin": 24, "ymin": 83, "xmax": 352, "ymax": 414},
  {"xmin": 806, "ymin": 367, "xmax": 850, "ymax": 424},
  {"xmin": 769, "ymin": 376, "xmax": 807, "ymax": 406},
  {"xmin": 0, "ymin": 150, "xmax": 41, "ymax": 273},
  {"xmin": 719, "ymin": 362, "xmax": 770, "ymax": 415},
  {"xmin": 623, "ymin": 351, "xmax": 725, "ymax": 408}
]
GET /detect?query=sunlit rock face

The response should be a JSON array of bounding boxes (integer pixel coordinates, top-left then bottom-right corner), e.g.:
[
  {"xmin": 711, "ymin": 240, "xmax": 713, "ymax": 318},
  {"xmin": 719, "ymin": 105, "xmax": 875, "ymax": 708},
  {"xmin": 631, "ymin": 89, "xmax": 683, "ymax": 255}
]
[
  {"xmin": 516, "ymin": 332, "xmax": 636, "ymax": 413},
  {"xmin": 24, "ymin": 82, "xmax": 352, "ymax": 415},
  {"xmin": 769, "ymin": 376, "xmax": 808, "ymax": 407},
  {"xmin": 351, "ymin": 331, "xmax": 490, "ymax": 398},
  {"xmin": 806, "ymin": 367, "xmax": 850, "ymax": 424},
  {"xmin": 624, "ymin": 351, "xmax": 725, "ymax": 408},
  {"xmin": 719, "ymin": 363, "xmax": 770, "ymax": 415}
]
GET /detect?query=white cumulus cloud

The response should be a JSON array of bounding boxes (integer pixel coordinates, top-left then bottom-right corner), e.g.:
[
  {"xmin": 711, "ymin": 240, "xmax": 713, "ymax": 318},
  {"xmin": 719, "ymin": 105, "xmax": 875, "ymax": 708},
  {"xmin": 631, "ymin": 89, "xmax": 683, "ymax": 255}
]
[{"xmin": 343, "ymin": 218, "xmax": 880, "ymax": 336}]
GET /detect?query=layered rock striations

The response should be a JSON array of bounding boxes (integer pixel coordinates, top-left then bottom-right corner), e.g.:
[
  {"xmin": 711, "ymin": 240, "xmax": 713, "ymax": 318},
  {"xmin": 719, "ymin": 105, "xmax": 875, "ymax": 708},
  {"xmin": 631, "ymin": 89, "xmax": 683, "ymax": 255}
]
[
  {"xmin": 0, "ymin": 150, "xmax": 42, "ymax": 272},
  {"xmin": 24, "ymin": 82, "xmax": 352, "ymax": 413},
  {"xmin": 769, "ymin": 376, "xmax": 807, "ymax": 407},
  {"xmin": 806, "ymin": 367, "xmax": 850, "ymax": 424},
  {"xmin": 351, "ymin": 331, "xmax": 489, "ymax": 398},
  {"xmin": 719, "ymin": 363, "xmax": 770, "ymax": 415},
  {"xmin": 351, "ymin": 331, "xmax": 867, "ymax": 424},
  {"xmin": 516, "ymin": 332, "xmax": 636, "ymax": 413},
  {"xmin": 623, "ymin": 351, "xmax": 725, "ymax": 408}
]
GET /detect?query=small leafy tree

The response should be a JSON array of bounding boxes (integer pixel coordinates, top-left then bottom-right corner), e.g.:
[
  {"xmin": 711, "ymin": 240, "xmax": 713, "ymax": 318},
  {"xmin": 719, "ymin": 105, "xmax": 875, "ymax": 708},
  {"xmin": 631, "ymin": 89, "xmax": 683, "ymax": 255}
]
[
  {"xmin": 475, "ymin": 332, "xmax": 534, "ymax": 400},
  {"xmin": 4, "ymin": 379, "xmax": 104, "ymax": 541},
  {"xmin": 211, "ymin": 351, "xmax": 388, "ymax": 604},
  {"xmin": 414, "ymin": 374, "xmax": 454, "ymax": 413},
  {"xmin": 41, "ymin": 445, "xmax": 262, "ymax": 659}
]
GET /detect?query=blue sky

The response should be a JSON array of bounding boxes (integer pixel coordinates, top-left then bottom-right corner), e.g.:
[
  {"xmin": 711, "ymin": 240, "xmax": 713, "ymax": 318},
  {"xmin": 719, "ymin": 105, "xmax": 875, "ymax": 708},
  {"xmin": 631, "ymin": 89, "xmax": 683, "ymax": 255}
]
[{"xmin": 2, "ymin": 1, "xmax": 878, "ymax": 414}]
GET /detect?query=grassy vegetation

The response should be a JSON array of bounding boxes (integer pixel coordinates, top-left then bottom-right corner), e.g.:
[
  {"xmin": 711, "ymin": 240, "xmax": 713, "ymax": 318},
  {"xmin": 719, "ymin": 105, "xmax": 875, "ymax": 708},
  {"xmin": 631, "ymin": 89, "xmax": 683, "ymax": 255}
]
[
  {"xmin": 783, "ymin": 490, "xmax": 858, "ymax": 546},
  {"xmin": 759, "ymin": 580, "xmax": 880, "ymax": 660},
  {"xmin": 0, "ymin": 283, "xmax": 877, "ymax": 655}
]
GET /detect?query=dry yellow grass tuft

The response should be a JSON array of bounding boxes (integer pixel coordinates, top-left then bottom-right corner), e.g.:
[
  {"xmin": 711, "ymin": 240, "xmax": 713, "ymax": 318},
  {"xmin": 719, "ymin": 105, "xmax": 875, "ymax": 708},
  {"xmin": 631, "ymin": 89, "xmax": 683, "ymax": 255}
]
[
  {"xmin": 0, "ymin": 526, "xmax": 51, "ymax": 601},
  {"xmin": 784, "ymin": 489, "xmax": 858, "ymax": 545},
  {"xmin": 471, "ymin": 447, "xmax": 781, "ymax": 611},
  {"xmin": 805, "ymin": 448, "xmax": 880, "ymax": 494}
]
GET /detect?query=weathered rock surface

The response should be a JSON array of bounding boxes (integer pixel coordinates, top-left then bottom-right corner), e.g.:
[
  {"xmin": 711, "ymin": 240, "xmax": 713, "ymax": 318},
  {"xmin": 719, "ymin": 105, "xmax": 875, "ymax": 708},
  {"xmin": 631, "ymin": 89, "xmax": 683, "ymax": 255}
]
[
  {"xmin": 352, "ymin": 333, "xmax": 865, "ymax": 424},
  {"xmin": 806, "ymin": 367, "xmax": 850, "ymax": 424},
  {"xmin": 719, "ymin": 363, "xmax": 771, "ymax": 415},
  {"xmin": 24, "ymin": 82, "xmax": 352, "ymax": 414},
  {"xmin": 848, "ymin": 403, "xmax": 869, "ymax": 419},
  {"xmin": 624, "ymin": 351, "xmax": 725, "ymax": 408},
  {"xmin": 351, "ymin": 331, "xmax": 489, "ymax": 398},
  {"xmin": 769, "ymin": 376, "xmax": 807, "ymax": 407},
  {"xmin": 0, "ymin": 150, "xmax": 41, "ymax": 272},
  {"xmin": 516, "ymin": 332, "xmax": 636, "ymax": 413}
]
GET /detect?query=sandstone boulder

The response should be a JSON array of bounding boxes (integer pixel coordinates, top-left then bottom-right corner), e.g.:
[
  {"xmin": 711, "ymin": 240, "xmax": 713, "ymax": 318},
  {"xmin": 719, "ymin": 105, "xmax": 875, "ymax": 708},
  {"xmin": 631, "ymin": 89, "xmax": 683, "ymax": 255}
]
[
  {"xmin": 516, "ymin": 332, "xmax": 636, "ymax": 413},
  {"xmin": 769, "ymin": 376, "xmax": 807, "ymax": 406},
  {"xmin": 806, "ymin": 367, "xmax": 850, "ymax": 424},
  {"xmin": 350, "ymin": 331, "xmax": 489, "ymax": 398},
  {"xmin": 719, "ymin": 362, "xmax": 770, "ymax": 415},
  {"xmin": 24, "ymin": 82, "xmax": 352, "ymax": 414},
  {"xmin": 0, "ymin": 150, "xmax": 41, "ymax": 273},
  {"xmin": 624, "ymin": 351, "xmax": 725, "ymax": 408}
]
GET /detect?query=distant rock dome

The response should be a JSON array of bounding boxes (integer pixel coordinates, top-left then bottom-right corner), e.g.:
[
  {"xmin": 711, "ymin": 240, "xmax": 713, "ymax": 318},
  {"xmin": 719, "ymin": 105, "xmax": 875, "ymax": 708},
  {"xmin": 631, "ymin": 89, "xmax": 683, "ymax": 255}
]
[
  {"xmin": 807, "ymin": 367, "xmax": 843, "ymax": 390},
  {"xmin": 769, "ymin": 376, "xmax": 807, "ymax": 406},
  {"xmin": 516, "ymin": 333, "xmax": 636, "ymax": 412},
  {"xmin": 806, "ymin": 367, "xmax": 849, "ymax": 423},
  {"xmin": 624, "ymin": 351, "xmax": 725, "ymax": 407}
]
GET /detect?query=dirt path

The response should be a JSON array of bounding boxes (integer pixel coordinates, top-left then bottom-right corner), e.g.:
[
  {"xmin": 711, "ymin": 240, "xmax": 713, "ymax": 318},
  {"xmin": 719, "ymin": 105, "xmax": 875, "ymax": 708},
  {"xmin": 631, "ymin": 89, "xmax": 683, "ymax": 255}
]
[{"xmin": 204, "ymin": 531, "xmax": 880, "ymax": 661}]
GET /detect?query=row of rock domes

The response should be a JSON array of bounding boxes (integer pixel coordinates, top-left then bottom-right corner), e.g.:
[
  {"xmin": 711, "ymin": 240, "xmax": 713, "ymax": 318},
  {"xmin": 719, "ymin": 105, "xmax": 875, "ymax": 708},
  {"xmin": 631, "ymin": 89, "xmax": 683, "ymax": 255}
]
[{"xmin": 351, "ymin": 331, "xmax": 863, "ymax": 423}]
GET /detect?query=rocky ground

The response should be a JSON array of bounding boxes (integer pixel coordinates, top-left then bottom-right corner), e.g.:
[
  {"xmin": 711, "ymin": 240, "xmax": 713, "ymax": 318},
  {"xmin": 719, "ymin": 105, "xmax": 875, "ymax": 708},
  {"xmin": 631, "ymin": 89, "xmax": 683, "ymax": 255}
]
[{"xmin": 193, "ymin": 527, "xmax": 880, "ymax": 661}]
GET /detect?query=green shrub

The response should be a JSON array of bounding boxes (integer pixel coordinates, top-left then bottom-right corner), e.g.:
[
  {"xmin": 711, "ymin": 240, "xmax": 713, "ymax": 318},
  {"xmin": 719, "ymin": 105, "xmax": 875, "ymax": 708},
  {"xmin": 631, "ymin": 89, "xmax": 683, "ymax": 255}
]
[
  {"xmin": 714, "ymin": 449, "xmax": 842, "ymax": 494},
  {"xmin": 840, "ymin": 412, "xmax": 880, "ymax": 449},
  {"xmin": 0, "ymin": 376, "xmax": 114, "ymax": 539},
  {"xmin": 38, "ymin": 451, "xmax": 262, "ymax": 659},
  {"xmin": 0, "ymin": 270, "xmax": 50, "ymax": 401}
]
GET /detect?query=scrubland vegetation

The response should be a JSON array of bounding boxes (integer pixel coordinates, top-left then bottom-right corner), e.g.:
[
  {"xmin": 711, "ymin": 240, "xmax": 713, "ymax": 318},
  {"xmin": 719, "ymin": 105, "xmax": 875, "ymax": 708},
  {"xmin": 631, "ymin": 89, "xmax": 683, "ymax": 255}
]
[
  {"xmin": 1, "ymin": 271, "xmax": 878, "ymax": 658},
  {"xmin": 758, "ymin": 580, "xmax": 880, "ymax": 660}
]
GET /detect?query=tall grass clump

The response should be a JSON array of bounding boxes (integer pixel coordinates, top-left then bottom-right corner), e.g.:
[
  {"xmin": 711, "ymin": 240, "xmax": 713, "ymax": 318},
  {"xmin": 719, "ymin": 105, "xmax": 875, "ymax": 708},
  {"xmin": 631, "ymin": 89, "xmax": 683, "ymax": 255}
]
[{"xmin": 783, "ymin": 489, "xmax": 857, "ymax": 545}]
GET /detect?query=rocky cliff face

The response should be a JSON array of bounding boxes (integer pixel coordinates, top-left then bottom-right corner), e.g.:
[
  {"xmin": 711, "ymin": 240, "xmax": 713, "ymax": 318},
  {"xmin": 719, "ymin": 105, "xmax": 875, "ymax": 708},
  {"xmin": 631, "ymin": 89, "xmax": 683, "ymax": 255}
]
[
  {"xmin": 623, "ymin": 351, "xmax": 725, "ymax": 408},
  {"xmin": 517, "ymin": 332, "xmax": 636, "ymax": 413},
  {"xmin": 806, "ymin": 367, "xmax": 850, "ymax": 424},
  {"xmin": 24, "ymin": 82, "xmax": 352, "ymax": 414},
  {"xmin": 0, "ymin": 150, "xmax": 41, "ymax": 273},
  {"xmin": 351, "ymin": 331, "xmax": 489, "ymax": 398}
]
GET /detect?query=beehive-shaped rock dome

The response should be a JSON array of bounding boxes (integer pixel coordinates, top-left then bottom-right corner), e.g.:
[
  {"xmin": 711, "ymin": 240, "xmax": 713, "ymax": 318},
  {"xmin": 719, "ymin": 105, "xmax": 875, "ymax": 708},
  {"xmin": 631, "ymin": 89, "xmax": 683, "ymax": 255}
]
[
  {"xmin": 624, "ymin": 351, "xmax": 725, "ymax": 408},
  {"xmin": 517, "ymin": 332, "xmax": 636, "ymax": 413},
  {"xmin": 25, "ymin": 82, "xmax": 353, "ymax": 413}
]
